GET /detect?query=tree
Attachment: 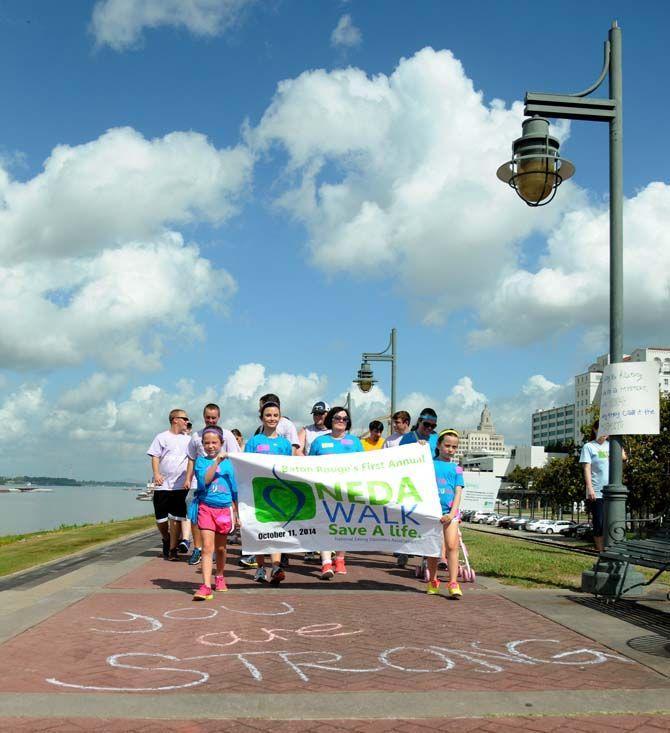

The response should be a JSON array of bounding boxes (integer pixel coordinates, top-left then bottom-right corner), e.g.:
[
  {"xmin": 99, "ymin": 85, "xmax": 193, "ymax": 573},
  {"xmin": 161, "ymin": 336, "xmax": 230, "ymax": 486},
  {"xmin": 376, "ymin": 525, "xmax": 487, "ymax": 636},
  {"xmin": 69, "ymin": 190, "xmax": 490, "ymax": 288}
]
[
  {"xmin": 533, "ymin": 455, "xmax": 582, "ymax": 516},
  {"xmin": 623, "ymin": 393, "xmax": 670, "ymax": 519}
]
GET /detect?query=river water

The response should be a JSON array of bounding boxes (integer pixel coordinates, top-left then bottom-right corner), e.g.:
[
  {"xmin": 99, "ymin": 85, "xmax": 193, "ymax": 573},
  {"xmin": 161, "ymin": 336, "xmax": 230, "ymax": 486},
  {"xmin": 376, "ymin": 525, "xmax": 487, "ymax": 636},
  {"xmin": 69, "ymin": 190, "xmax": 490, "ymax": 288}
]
[{"xmin": 0, "ymin": 485, "xmax": 153, "ymax": 536}]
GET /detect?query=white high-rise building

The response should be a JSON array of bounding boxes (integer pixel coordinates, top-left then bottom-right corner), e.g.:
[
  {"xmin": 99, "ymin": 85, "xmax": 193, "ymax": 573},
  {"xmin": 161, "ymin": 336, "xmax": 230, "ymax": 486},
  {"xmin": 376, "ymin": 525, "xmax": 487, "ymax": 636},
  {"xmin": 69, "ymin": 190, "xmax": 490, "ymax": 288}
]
[{"xmin": 531, "ymin": 404, "xmax": 576, "ymax": 447}]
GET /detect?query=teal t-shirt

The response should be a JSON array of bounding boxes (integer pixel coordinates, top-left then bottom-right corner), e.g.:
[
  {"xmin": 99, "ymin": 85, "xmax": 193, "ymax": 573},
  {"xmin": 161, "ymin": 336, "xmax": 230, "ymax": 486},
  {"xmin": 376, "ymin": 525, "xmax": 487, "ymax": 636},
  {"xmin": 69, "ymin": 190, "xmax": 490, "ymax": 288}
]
[
  {"xmin": 579, "ymin": 440, "xmax": 609, "ymax": 498},
  {"xmin": 309, "ymin": 434, "xmax": 364, "ymax": 455},
  {"xmin": 194, "ymin": 456, "xmax": 237, "ymax": 507},
  {"xmin": 399, "ymin": 430, "xmax": 438, "ymax": 454},
  {"xmin": 244, "ymin": 433, "xmax": 293, "ymax": 456}
]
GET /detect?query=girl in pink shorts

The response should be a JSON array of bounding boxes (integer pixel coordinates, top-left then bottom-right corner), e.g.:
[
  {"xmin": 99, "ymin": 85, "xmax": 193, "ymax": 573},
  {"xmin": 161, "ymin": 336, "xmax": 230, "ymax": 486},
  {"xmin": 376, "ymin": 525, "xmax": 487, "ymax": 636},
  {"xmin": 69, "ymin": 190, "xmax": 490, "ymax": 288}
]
[{"xmin": 192, "ymin": 426, "xmax": 238, "ymax": 600}]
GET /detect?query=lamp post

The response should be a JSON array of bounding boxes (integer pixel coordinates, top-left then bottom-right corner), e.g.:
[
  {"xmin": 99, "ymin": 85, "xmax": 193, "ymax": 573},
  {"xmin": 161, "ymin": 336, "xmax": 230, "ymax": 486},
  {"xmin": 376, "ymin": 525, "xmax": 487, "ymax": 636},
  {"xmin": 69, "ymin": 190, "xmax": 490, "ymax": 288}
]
[
  {"xmin": 353, "ymin": 328, "xmax": 397, "ymax": 422},
  {"xmin": 497, "ymin": 22, "xmax": 642, "ymax": 596}
]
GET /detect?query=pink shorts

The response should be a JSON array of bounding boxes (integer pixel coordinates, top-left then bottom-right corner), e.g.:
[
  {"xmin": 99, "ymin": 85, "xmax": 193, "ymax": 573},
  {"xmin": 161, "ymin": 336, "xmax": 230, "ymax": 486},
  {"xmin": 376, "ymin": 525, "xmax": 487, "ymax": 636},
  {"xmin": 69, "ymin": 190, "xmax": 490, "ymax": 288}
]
[{"xmin": 198, "ymin": 504, "xmax": 233, "ymax": 534}]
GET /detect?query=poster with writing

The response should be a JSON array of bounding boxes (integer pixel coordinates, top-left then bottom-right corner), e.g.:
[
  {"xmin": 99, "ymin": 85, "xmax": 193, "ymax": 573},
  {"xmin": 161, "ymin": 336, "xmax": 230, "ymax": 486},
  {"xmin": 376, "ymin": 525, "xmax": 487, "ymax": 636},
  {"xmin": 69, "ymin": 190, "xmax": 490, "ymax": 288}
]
[
  {"xmin": 230, "ymin": 443, "xmax": 443, "ymax": 556},
  {"xmin": 460, "ymin": 472, "xmax": 502, "ymax": 512},
  {"xmin": 598, "ymin": 361, "xmax": 660, "ymax": 436}
]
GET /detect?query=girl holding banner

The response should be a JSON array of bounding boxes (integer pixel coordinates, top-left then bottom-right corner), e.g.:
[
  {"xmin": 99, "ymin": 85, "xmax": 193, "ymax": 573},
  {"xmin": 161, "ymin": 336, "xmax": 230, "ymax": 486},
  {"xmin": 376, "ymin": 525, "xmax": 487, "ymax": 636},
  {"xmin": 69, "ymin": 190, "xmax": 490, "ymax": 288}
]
[
  {"xmin": 309, "ymin": 406, "xmax": 364, "ymax": 579},
  {"xmin": 244, "ymin": 401, "xmax": 293, "ymax": 584},
  {"xmin": 426, "ymin": 429, "xmax": 464, "ymax": 598},
  {"xmin": 191, "ymin": 427, "xmax": 238, "ymax": 600}
]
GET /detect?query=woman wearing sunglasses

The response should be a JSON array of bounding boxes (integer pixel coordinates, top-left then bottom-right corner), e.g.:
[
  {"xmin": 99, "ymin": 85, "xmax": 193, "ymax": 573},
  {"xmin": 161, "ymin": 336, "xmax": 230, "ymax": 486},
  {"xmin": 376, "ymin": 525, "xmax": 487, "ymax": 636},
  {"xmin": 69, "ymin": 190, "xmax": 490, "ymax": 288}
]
[
  {"xmin": 399, "ymin": 407, "xmax": 439, "ymax": 454},
  {"xmin": 309, "ymin": 406, "xmax": 363, "ymax": 579}
]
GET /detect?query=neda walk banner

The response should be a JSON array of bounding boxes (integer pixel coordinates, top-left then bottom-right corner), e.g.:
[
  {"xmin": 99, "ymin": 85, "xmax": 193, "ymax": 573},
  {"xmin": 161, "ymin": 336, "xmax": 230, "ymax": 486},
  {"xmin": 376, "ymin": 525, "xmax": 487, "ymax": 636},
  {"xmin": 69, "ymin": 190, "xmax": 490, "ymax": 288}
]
[{"xmin": 230, "ymin": 443, "xmax": 443, "ymax": 556}]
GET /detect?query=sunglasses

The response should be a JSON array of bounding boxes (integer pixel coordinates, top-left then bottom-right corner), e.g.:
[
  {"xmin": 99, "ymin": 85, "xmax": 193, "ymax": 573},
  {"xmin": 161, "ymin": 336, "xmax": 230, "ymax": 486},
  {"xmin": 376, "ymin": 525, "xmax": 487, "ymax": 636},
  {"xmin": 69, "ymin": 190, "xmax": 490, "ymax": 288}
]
[
  {"xmin": 176, "ymin": 416, "xmax": 190, "ymax": 422},
  {"xmin": 332, "ymin": 415, "xmax": 348, "ymax": 422},
  {"xmin": 422, "ymin": 421, "xmax": 437, "ymax": 429}
]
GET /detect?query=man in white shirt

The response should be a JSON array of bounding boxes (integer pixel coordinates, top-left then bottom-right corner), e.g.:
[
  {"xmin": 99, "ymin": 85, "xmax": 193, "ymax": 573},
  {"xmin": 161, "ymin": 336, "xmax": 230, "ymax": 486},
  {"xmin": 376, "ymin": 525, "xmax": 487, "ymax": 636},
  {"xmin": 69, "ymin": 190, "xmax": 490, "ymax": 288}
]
[
  {"xmin": 182, "ymin": 402, "xmax": 240, "ymax": 564},
  {"xmin": 147, "ymin": 408, "xmax": 191, "ymax": 560},
  {"xmin": 299, "ymin": 401, "xmax": 330, "ymax": 455},
  {"xmin": 383, "ymin": 410, "xmax": 412, "ymax": 448}
]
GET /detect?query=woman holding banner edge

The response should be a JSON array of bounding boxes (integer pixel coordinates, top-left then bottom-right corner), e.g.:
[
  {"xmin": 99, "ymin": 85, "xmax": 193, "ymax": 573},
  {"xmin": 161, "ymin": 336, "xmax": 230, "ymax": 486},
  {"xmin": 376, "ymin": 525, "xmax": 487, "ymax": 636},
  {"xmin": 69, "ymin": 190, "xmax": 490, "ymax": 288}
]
[
  {"xmin": 309, "ymin": 406, "xmax": 364, "ymax": 579},
  {"xmin": 244, "ymin": 401, "xmax": 293, "ymax": 584}
]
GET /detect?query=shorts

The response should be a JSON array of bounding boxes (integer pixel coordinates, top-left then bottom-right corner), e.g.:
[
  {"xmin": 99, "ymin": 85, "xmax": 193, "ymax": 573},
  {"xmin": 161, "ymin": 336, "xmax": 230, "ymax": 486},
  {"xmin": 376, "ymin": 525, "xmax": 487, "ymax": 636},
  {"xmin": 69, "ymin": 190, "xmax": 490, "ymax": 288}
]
[
  {"xmin": 198, "ymin": 504, "xmax": 233, "ymax": 534},
  {"xmin": 586, "ymin": 497, "xmax": 604, "ymax": 536},
  {"xmin": 152, "ymin": 489, "xmax": 188, "ymax": 523}
]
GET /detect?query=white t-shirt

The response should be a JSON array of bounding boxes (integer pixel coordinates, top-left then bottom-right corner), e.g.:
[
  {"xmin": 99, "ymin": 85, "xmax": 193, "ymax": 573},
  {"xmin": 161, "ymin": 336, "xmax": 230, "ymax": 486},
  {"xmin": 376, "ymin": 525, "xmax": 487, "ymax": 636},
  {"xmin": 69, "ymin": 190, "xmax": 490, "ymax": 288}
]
[
  {"xmin": 187, "ymin": 427, "xmax": 240, "ymax": 460},
  {"xmin": 303, "ymin": 423, "xmax": 330, "ymax": 454},
  {"xmin": 383, "ymin": 431, "xmax": 409, "ymax": 449},
  {"xmin": 147, "ymin": 430, "xmax": 191, "ymax": 491}
]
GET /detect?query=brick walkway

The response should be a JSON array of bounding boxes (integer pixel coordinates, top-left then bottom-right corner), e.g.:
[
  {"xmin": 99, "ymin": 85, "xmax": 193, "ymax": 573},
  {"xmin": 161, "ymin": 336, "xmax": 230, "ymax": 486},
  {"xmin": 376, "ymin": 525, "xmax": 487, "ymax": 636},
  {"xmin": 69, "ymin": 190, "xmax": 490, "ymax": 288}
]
[{"xmin": 0, "ymin": 542, "xmax": 668, "ymax": 730}]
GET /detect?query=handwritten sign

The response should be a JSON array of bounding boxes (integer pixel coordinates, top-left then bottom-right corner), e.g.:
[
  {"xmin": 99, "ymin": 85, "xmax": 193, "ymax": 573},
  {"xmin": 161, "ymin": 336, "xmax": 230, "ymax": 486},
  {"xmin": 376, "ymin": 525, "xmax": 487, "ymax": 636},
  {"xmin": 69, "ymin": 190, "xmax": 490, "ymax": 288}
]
[
  {"xmin": 459, "ymin": 472, "xmax": 502, "ymax": 513},
  {"xmin": 598, "ymin": 362, "xmax": 660, "ymax": 437}
]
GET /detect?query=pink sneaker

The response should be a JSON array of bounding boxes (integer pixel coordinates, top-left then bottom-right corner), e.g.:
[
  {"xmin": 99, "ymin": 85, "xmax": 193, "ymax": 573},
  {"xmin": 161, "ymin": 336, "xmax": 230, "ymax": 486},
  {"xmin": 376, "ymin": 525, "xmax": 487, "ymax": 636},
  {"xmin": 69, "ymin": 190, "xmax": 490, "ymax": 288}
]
[
  {"xmin": 214, "ymin": 575, "xmax": 228, "ymax": 592},
  {"xmin": 193, "ymin": 583, "xmax": 213, "ymax": 601},
  {"xmin": 321, "ymin": 563, "xmax": 334, "ymax": 579},
  {"xmin": 334, "ymin": 557, "xmax": 347, "ymax": 574}
]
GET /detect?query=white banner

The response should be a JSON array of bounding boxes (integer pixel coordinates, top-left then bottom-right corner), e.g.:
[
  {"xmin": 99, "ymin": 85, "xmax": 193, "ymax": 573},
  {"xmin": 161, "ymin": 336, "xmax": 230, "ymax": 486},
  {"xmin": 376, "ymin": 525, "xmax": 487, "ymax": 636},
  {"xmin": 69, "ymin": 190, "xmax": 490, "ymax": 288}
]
[
  {"xmin": 598, "ymin": 362, "xmax": 660, "ymax": 437},
  {"xmin": 229, "ymin": 443, "xmax": 443, "ymax": 556},
  {"xmin": 460, "ymin": 472, "xmax": 502, "ymax": 513}
]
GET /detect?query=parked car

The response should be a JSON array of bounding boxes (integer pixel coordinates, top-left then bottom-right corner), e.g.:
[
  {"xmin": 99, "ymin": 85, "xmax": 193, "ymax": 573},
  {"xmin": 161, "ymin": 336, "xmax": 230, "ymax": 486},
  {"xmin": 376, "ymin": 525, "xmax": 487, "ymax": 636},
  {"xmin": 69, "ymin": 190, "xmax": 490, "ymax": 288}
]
[
  {"xmin": 497, "ymin": 516, "xmax": 518, "ymax": 529},
  {"xmin": 494, "ymin": 515, "xmax": 515, "ymax": 527},
  {"xmin": 509, "ymin": 517, "xmax": 529, "ymax": 530},
  {"xmin": 460, "ymin": 510, "xmax": 475, "ymax": 522},
  {"xmin": 537, "ymin": 520, "xmax": 576, "ymax": 535},
  {"xmin": 486, "ymin": 513, "xmax": 502, "ymax": 525},
  {"xmin": 472, "ymin": 511, "xmax": 494, "ymax": 524},
  {"xmin": 565, "ymin": 522, "xmax": 594, "ymax": 540},
  {"xmin": 526, "ymin": 519, "xmax": 554, "ymax": 532}
]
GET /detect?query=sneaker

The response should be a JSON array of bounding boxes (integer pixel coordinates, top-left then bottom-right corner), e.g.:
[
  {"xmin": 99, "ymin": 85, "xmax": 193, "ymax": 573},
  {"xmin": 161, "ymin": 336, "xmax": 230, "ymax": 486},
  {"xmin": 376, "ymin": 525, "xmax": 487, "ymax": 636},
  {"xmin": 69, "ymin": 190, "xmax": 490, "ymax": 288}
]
[
  {"xmin": 193, "ymin": 584, "xmax": 213, "ymax": 601},
  {"xmin": 161, "ymin": 537, "xmax": 170, "ymax": 559},
  {"xmin": 214, "ymin": 575, "xmax": 228, "ymax": 592},
  {"xmin": 396, "ymin": 553, "xmax": 409, "ymax": 568},
  {"xmin": 254, "ymin": 567, "xmax": 268, "ymax": 583},
  {"xmin": 177, "ymin": 539, "xmax": 190, "ymax": 554},
  {"xmin": 448, "ymin": 581, "xmax": 463, "ymax": 599},
  {"xmin": 168, "ymin": 548, "xmax": 179, "ymax": 561},
  {"xmin": 240, "ymin": 555, "xmax": 258, "ymax": 568},
  {"xmin": 334, "ymin": 557, "xmax": 347, "ymax": 574},
  {"xmin": 438, "ymin": 560, "xmax": 448, "ymax": 570},
  {"xmin": 320, "ymin": 563, "xmax": 334, "ymax": 580},
  {"xmin": 270, "ymin": 566, "xmax": 285, "ymax": 585},
  {"xmin": 188, "ymin": 547, "xmax": 202, "ymax": 566},
  {"xmin": 280, "ymin": 554, "xmax": 290, "ymax": 567},
  {"xmin": 427, "ymin": 579, "xmax": 441, "ymax": 595}
]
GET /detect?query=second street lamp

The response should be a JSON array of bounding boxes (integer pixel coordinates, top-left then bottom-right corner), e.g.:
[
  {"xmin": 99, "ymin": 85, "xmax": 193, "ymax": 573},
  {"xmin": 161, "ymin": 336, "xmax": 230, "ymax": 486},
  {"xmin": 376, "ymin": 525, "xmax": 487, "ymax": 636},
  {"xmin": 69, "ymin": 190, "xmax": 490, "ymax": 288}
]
[
  {"xmin": 353, "ymin": 328, "xmax": 397, "ymax": 420},
  {"xmin": 497, "ymin": 22, "xmax": 642, "ymax": 597}
]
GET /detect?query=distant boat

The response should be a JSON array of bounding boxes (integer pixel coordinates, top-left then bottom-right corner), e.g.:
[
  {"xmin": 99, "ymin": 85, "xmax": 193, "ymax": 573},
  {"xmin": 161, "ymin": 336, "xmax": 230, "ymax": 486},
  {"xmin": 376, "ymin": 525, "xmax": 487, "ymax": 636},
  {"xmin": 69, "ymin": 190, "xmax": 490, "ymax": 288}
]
[{"xmin": 136, "ymin": 481, "xmax": 155, "ymax": 501}]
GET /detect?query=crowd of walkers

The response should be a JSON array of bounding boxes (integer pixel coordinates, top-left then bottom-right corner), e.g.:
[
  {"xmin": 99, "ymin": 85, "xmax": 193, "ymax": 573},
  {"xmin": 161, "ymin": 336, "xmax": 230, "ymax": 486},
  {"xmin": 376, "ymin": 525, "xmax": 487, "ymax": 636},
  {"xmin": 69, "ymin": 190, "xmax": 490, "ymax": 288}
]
[{"xmin": 147, "ymin": 397, "xmax": 464, "ymax": 601}]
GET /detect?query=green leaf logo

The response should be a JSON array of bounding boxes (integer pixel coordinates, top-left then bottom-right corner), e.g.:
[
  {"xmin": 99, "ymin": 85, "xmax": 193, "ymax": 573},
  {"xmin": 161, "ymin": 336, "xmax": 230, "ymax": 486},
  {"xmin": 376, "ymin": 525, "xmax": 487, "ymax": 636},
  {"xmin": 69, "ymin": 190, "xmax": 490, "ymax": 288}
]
[{"xmin": 253, "ymin": 468, "xmax": 316, "ymax": 525}]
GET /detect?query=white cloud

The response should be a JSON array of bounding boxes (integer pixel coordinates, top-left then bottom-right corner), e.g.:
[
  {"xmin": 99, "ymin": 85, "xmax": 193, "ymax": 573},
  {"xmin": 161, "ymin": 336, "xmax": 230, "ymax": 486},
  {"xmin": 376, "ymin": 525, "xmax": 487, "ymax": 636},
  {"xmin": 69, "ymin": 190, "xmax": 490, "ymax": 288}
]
[
  {"xmin": 0, "ymin": 234, "xmax": 236, "ymax": 370},
  {"xmin": 471, "ymin": 181, "xmax": 670, "ymax": 348},
  {"xmin": 251, "ymin": 47, "xmax": 577, "ymax": 333},
  {"xmin": 0, "ymin": 127, "xmax": 252, "ymax": 264},
  {"xmin": 0, "ymin": 127, "xmax": 250, "ymax": 370},
  {"xmin": 331, "ymin": 14, "xmax": 362, "ymax": 48},
  {"xmin": 58, "ymin": 373, "xmax": 127, "ymax": 410},
  {"xmin": 91, "ymin": 0, "xmax": 255, "ymax": 50}
]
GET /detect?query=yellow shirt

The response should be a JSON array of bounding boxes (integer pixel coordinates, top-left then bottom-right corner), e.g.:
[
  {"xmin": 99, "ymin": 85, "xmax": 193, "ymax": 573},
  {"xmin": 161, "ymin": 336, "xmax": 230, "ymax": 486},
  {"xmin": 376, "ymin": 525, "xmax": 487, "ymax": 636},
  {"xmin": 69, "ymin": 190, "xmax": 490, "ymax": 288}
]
[{"xmin": 362, "ymin": 436, "xmax": 384, "ymax": 451}]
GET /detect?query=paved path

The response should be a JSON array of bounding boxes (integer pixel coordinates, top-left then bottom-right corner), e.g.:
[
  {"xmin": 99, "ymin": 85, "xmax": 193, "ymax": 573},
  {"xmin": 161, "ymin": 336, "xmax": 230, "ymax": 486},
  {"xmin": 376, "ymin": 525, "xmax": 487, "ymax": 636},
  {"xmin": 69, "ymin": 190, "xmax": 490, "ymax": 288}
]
[{"xmin": 1, "ymin": 533, "xmax": 669, "ymax": 732}]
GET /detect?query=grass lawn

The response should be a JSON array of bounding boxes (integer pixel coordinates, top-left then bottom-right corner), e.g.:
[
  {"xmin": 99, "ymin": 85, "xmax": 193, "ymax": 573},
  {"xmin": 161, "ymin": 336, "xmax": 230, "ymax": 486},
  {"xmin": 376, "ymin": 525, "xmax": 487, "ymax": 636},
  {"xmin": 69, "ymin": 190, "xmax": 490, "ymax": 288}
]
[{"xmin": 0, "ymin": 515, "xmax": 155, "ymax": 577}]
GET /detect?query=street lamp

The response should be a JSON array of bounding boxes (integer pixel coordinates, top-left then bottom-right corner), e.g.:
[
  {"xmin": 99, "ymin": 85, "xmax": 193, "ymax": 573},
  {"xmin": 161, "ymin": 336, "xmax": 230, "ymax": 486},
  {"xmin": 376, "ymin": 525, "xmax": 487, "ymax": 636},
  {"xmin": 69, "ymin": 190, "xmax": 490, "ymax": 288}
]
[
  {"xmin": 353, "ymin": 328, "xmax": 397, "ymax": 420},
  {"xmin": 497, "ymin": 22, "xmax": 642, "ymax": 597},
  {"xmin": 497, "ymin": 116, "xmax": 575, "ymax": 206}
]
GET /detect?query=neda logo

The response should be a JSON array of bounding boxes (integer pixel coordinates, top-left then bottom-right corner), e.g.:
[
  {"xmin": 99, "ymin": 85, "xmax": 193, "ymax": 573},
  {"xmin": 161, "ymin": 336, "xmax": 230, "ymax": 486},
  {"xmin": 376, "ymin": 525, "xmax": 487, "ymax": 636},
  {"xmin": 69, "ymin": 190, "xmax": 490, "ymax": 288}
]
[{"xmin": 253, "ymin": 469, "xmax": 316, "ymax": 525}]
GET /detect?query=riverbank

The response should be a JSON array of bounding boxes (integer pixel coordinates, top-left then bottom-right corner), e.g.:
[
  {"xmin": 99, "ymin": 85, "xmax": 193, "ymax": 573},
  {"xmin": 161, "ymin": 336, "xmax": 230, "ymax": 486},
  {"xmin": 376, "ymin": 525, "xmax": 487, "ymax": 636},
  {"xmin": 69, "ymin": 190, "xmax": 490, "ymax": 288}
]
[{"xmin": 0, "ymin": 516, "xmax": 155, "ymax": 577}]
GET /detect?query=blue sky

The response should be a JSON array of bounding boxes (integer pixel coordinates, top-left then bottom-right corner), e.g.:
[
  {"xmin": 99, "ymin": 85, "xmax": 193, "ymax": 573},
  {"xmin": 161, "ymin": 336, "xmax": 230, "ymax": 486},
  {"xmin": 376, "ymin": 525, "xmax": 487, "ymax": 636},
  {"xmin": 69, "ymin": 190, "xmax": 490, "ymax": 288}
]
[{"xmin": 0, "ymin": 0, "xmax": 668, "ymax": 480}]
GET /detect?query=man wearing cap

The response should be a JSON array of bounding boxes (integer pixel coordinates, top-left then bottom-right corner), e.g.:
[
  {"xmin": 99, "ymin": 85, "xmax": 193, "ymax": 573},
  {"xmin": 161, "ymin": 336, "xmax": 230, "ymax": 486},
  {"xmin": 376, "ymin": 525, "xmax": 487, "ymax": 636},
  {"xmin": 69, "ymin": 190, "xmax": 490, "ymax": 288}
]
[{"xmin": 299, "ymin": 401, "xmax": 331, "ymax": 456}]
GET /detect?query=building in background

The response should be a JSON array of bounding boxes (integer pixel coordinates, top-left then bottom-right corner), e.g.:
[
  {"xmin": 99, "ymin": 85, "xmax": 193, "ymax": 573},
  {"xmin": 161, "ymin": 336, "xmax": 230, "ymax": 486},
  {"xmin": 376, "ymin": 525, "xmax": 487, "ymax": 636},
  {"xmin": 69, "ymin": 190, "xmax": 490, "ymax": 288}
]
[
  {"xmin": 458, "ymin": 405, "xmax": 506, "ymax": 459},
  {"xmin": 531, "ymin": 404, "xmax": 575, "ymax": 447}
]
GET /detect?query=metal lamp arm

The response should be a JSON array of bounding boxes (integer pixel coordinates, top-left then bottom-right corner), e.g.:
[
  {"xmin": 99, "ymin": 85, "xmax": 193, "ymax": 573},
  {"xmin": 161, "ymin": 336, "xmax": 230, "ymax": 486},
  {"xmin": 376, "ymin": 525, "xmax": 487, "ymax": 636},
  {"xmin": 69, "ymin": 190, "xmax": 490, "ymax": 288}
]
[
  {"xmin": 362, "ymin": 333, "xmax": 394, "ymax": 362},
  {"xmin": 571, "ymin": 40, "xmax": 611, "ymax": 98}
]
